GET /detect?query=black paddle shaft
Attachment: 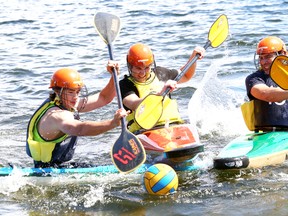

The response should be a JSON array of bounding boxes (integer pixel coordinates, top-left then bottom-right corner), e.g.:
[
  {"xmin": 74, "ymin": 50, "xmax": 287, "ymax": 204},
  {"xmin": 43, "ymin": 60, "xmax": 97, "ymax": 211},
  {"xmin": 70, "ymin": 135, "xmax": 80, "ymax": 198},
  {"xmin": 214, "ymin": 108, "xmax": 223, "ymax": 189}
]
[
  {"xmin": 94, "ymin": 12, "xmax": 146, "ymax": 173},
  {"xmin": 162, "ymin": 41, "xmax": 211, "ymax": 97},
  {"xmin": 107, "ymin": 43, "xmax": 126, "ymax": 130},
  {"xmin": 107, "ymin": 43, "xmax": 146, "ymax": 173}
]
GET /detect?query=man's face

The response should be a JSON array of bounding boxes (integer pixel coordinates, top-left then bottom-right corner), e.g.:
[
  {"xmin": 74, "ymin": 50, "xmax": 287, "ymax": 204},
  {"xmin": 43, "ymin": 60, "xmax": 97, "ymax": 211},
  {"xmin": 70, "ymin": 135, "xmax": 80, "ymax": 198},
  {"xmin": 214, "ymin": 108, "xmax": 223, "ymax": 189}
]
[
  {"xmin": 259, "ymin": 52, "xmax": 277, "ymax": 74},
  {"xmin": 130, "ymin": 64, "xmax": 152, "ymax": 83},
  {"xmin": 60, "ymin": 88, "xmax": 81, "ymax": 110}
]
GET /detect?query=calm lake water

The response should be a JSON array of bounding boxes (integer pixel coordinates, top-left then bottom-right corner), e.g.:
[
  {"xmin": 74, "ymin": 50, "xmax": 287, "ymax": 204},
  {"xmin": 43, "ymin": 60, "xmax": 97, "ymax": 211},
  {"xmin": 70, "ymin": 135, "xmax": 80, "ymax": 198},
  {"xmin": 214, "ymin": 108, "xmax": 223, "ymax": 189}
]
[{"xmin": 0, "ymin": 0, "xmax": 288, "ymax": 215}]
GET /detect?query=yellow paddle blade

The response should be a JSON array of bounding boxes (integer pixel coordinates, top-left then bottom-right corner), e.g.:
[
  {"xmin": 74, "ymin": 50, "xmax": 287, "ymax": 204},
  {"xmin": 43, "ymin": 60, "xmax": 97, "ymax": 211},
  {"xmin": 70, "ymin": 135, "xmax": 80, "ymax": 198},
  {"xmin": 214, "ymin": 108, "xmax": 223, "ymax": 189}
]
[
  {"xmin": 208, "ymin": 14, "xmax": 229, "ymax": 48},
  {"xmin": 270, "ymin": 55, "xmax": 288, "ymax": 90},
  {"xmin": 134, "ymin": 14, "xmax": 229, "ymax": 131},
  {"xmin": 134, "ymin": 94, "xmax": 163, "ymax": 130}
]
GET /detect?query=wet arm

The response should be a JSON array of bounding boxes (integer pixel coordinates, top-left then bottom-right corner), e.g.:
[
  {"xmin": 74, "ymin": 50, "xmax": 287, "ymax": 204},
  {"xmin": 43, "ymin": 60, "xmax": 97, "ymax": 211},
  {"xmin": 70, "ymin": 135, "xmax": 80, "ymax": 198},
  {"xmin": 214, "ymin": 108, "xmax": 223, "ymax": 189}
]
[
  {"xmin": 123, "ymin": 94, "xmax": 142, "ymax": 111},
  {"xmin": 57, "ymin": 109, "xmax": 126, "ymax": 136},
  {"xmin": 79, "ymin": 77, "xmax": 116, "ymax": 112},
  {"xmin": 251, "ymin": 84, "xmax": 288, "ymax": 102},
  {"xmin": 178, "ymin": 46, "xmax": 205, "ymax": 84},
  {"xmin": 80, "ymin": 61, "xmax": 119, "ymax": 112}
]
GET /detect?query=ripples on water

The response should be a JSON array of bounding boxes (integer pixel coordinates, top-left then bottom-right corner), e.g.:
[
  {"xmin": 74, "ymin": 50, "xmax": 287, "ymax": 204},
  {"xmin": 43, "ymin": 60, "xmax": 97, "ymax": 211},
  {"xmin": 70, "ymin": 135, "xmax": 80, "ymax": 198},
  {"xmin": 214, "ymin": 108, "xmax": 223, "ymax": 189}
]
[{"xmin": 1, "ymin": 0, "xmax": 288, "ymax": 215}]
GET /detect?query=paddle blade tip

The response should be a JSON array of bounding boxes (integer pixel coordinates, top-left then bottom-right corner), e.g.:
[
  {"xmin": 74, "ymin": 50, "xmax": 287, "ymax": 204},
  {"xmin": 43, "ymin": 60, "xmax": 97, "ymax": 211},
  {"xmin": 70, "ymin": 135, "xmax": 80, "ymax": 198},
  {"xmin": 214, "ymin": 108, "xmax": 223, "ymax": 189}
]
[
  {"xmin": 209, "ymin": 14, "xmax": 229, "ymax": 48},
  {"xmin": 111, "ymin": 132, "xmax": 146, "ymax": 173},
  {"xmin": 93, "ymin": 12, "xmax": 121, "ymax": 45}
]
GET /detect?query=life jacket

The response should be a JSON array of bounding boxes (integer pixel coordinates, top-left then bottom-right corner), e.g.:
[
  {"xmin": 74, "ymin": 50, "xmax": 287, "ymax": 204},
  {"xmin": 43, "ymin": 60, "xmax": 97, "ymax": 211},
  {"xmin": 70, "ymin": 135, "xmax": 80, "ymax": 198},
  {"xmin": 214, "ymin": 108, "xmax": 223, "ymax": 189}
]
[
  {"xmin": 241, "ymin": 99, "xmax": 288, "ymax": 131},
  {"xmin": 126, "ymin": 72, "xmax": 183, "ymax": 133},
  {"xmin": 26, "ymin": 98, "xmax": 78, "ymax": 163}
]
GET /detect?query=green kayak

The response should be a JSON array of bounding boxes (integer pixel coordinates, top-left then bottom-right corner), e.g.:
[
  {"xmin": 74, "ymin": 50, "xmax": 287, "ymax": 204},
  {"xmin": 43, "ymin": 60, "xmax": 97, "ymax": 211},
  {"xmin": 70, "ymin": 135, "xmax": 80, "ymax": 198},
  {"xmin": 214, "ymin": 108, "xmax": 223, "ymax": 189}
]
[{"xmin": 214, "ymin": 131, "xmax": 288, "ymax": 170}]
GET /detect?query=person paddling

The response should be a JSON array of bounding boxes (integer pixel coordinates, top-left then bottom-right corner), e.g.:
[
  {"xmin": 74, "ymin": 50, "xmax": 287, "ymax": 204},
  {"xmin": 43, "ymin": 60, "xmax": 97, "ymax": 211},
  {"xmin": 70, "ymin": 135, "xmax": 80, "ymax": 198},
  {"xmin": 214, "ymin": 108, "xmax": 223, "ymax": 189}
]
[
  {"xmin": 26, "ymin": 61, "xmax": 128, "ymax": 168},
  {"xmin": 243, "ymin": 36, "xmax": 288, "ymax": 131},
  {"xmin": 119, "ymin": 43, "xmax": 205, "ymax": 150}
]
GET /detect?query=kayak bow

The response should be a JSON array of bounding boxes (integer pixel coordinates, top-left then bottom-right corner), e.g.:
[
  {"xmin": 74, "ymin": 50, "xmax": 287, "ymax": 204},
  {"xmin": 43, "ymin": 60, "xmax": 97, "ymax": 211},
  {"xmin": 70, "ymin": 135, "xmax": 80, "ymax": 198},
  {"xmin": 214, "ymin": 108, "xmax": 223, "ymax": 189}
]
[{"xmin": 214, "ymin": 131, "xmax": 288, "ymax": 170}]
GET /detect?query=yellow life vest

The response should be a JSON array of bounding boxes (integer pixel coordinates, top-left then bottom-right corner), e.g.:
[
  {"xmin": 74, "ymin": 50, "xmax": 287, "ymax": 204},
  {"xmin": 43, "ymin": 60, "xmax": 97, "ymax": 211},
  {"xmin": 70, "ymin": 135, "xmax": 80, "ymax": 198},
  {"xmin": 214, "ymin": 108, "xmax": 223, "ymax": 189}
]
[
  {"xmin": 241, "ymin": 98, "xmax": 288, "ymax": 131},
  {"xmin": 27, "ymin": 100, "xmax": 68, "ymax": 162},
  {"xmin": 241, "ymin": 100, "xmax": 255, "ymax": 131},
  {"xmin": 126, "ymin": 73, "xmax": 183, "ymax": 133}
]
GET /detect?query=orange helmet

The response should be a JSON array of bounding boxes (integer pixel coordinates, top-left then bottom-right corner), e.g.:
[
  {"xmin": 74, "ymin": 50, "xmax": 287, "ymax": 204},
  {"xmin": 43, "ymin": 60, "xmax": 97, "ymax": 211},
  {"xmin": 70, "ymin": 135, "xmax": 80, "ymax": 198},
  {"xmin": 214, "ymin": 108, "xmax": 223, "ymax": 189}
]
[
  {"xmin": 127, "ymin": 43, "xmax": 154, "ymax": 67},
  {"xmin": 50, "ymin": 68, "xmax": 84, "ymax": 89},
  {"xmin": 256, "ymin": 36, "xmax": 286, "ymax": 55}
]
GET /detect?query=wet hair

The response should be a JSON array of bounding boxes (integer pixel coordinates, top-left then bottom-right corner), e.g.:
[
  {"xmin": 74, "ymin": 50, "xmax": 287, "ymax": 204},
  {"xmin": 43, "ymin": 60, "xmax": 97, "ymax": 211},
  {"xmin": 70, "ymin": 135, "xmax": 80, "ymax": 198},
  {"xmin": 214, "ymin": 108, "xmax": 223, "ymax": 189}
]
[
  {"xmin": 49, "ymin": 87, "xmax": 61, "ymax": 101},
  {"xmin": 49, "ymin": 92, "xmax": 57, "ymax": 101}
]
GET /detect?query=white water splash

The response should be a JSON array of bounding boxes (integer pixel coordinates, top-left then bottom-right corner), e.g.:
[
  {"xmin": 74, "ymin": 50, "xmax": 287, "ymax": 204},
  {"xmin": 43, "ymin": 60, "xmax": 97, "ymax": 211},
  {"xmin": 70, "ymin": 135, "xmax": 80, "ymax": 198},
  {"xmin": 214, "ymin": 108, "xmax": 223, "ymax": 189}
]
[
  {"xmin": 189, "ymin": 58, "xmax": 250, "ymax": 138},
  {"xmin": 0, "ymin": 168, "xmax": 33, "ymax": 196},
  {"xmin": 83, "ymin": 185, "xmax": 105, "ymax": 207}
]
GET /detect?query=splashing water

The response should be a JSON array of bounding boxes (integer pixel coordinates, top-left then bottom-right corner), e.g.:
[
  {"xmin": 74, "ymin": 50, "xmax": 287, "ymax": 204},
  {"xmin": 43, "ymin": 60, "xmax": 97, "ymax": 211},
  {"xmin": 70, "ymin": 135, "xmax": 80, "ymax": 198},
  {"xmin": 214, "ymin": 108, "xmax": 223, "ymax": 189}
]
[{"xmin": 189, "ymin": 58, "xmax": 249, "ymax": 138}]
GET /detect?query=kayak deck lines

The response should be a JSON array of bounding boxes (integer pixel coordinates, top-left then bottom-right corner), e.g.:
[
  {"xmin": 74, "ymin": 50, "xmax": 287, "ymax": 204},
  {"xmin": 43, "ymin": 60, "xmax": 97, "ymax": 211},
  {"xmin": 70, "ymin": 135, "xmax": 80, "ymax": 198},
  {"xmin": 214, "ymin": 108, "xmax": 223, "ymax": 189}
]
[{"xmin": 213, "ymin": 131, "xmax": 288, "ymax": 170}]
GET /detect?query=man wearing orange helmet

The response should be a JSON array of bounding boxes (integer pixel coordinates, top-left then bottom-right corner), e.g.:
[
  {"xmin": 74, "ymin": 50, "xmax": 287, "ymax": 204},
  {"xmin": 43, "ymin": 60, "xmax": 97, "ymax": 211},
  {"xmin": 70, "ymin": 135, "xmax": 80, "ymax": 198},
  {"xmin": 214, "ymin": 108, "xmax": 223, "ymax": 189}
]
[
  {"xmin": 26, "ymin": 62, "xmax": 128, "ymax": 168},
  {"xmin": 244, "ymin": 36, "xmax": 288, "ymax": 131},
  {"xmin": 119, "ymin": 43, "xmax": 205, "ymax": 135}
]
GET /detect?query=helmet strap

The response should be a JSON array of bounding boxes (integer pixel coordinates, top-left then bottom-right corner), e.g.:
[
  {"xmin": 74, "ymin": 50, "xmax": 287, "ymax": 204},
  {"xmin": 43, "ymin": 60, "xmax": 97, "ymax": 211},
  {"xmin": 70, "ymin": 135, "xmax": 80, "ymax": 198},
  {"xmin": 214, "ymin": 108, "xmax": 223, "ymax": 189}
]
[
  {"xmin": 77, "ymin": 85, "xmax": 88, "ymax": 112},
  {"xmin": 57, "ymin": 88, "xmax": 74, "ymax": 112},
  {"xmin": 253, "ymin": 52, "xmax": 259, "ymax": 70},
  {"xmin": 126, "ymin": 55, "xmax": 132, "ymax": 75},
  {"xmin": 152, "ymin": 54, "xmax": 156, "ymax": 68},
  {"xmin": 53, "ymin": 95, "xmax": 61, "ymax": 107}
]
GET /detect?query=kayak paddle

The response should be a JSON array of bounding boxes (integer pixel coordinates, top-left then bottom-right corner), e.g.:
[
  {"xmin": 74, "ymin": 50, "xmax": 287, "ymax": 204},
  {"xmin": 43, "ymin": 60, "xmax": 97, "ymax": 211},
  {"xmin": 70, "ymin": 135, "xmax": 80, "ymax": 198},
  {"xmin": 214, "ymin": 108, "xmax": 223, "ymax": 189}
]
[
  {"xmin": 270, "ymin": 55, "xmax": 288, "ymax": 90},
  {"xmin": 134, "ymin": 14, "xmax": 229, "ymax": 130},
  {"xmin": 94, "ymin": 12, "xmax": 146, "ymax": 173}
]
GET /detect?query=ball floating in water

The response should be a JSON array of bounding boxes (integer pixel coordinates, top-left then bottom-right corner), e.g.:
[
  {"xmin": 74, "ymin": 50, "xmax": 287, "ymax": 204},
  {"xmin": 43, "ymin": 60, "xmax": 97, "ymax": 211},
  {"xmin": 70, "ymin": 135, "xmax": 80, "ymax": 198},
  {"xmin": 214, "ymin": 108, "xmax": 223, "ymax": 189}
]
[{"xmin": 143, "ymin": 163, "xmax": 178, "ymax": 195}]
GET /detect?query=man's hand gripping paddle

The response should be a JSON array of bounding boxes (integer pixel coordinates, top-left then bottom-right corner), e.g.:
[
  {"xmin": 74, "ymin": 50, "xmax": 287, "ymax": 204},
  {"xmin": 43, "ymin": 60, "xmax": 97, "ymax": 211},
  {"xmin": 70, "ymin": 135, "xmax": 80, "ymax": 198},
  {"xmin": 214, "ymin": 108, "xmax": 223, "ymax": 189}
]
[
  {"xmin": 94, "ymin": 12, "xmax": 146, "ymax": 173},
  {"xmin": 134, "ymin": 14, "xmax": 229, "ymax": 130}
]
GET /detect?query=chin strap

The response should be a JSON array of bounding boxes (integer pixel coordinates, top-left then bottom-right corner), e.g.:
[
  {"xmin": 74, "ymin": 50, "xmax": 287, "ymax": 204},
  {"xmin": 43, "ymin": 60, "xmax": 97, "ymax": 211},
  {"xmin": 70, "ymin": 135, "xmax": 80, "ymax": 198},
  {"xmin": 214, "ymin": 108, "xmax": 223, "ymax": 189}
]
[{"xmin": 53, "ymin": 95, "xmax": 61, "ymax": 106}]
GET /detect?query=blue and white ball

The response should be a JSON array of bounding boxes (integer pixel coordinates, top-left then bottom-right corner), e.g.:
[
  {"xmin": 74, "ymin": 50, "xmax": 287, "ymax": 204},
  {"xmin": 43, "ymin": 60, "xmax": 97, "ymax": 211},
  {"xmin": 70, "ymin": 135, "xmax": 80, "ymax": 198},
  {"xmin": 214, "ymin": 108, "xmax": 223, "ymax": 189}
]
[{"xmin": 143, "ymin": 163, "xmax": 178, "ymax": 195}]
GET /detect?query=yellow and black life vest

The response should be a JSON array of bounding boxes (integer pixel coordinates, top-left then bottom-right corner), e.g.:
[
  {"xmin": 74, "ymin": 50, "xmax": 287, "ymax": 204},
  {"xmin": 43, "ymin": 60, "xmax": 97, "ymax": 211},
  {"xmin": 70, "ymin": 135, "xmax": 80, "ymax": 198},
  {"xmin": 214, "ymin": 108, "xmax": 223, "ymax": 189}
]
[
  {"xmin": 126, "ymin": 73, "xmax": 183, "ymax": 133},
  {"xmin": 241, "ymin": 99, "xmax": 288, "ymax": 131},
  {"xmin": 26, "ymin": 99, "xmax": 68, "ymax": 162}
]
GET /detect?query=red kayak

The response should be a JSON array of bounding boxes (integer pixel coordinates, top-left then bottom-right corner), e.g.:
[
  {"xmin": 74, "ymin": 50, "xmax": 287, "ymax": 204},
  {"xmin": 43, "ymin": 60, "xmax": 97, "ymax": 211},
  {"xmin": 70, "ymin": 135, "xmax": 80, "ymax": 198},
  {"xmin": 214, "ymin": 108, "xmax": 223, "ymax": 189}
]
[{"xmin": 137, "ymin": 124, "xmax": 204, "ymax": 162}]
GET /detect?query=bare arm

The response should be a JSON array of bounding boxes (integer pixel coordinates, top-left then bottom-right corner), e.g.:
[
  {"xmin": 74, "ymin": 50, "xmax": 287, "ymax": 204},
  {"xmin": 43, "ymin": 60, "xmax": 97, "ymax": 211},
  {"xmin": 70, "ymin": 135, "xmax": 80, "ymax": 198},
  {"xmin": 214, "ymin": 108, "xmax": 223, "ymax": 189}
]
[
  {"xmin": 60, "ymin": 115, "xmax": 118, "ymax": 136},
  {"xmin": 178, "ymin": 46, "xmax": 205, "ymax": 84},
  {"xmin": 38, "ymin": 107, "xmax": 128, "ymax": 139},
  {"xmin": 123, "ymin": 80, "xmax": 178, "ymax": 111},
  {"xmin": 80, "ymin": 76, "xmax": 116, "ymax": 112},
  {"xmin": 123, "ymin": 93, "xmax": 143, "ymax": 111},
  {"xmin": 251, "ymin": 83, "xmax": 288, "ymax": 102},
  {"xmin": 79, "ymin": 61, "xmax": 119, "ymax": 112}
]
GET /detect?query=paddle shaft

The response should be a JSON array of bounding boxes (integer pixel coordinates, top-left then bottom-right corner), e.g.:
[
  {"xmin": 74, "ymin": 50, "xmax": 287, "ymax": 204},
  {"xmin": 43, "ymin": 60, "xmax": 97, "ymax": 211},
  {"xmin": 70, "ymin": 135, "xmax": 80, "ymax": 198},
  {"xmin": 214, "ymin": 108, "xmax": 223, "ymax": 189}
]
[
  {"xmin": 94, "ymin": 12, "xmax": 146, "ymax": 173},
  {"xmin": 107, "ymin": 44, "xmax": 126, "ymax": 130},
  {"xmin": 106, "ymin": 38, "xmax": 146, "ymax": 173},
  {"xmin": 162, "ymin": 41, "xmax": 211, "ymax": 97}
]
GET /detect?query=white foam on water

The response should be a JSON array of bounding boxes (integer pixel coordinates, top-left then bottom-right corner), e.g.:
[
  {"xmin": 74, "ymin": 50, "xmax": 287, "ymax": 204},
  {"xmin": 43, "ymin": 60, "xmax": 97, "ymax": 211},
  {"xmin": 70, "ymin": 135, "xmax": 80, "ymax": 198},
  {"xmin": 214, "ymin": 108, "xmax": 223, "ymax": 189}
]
[
  {"xmin": 0, "ymin": 169, "xmax": 33, "ymax": 196},
  {"xmin": 189, "ymin": 58, "xmax": 250, "ymax": 138}
]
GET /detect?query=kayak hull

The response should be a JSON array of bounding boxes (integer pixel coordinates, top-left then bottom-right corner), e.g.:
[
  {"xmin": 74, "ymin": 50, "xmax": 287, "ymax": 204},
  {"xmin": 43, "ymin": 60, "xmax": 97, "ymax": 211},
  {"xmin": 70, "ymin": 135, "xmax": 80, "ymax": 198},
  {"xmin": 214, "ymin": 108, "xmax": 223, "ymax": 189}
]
[
  {"xmin": 213, "ymin": 131, "xmax": 288, "ymax": 170},
  {"xmin": 0, "ymin": 124, "xmax": 205, "ymax": 177},
  {"xmin": 138, "ymin": 123, "xmax": 204, "ymax": 161},
  {"xmin": 0, "ymin": 156, "xmax": 204, "ymax": 177}
]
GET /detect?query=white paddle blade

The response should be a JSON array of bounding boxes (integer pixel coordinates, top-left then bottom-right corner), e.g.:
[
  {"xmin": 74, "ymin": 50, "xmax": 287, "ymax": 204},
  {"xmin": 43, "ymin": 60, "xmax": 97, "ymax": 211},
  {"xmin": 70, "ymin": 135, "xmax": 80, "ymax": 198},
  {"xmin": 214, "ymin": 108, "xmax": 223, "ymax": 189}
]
[{"xmin": 94, "ymin": 12, "xmax": 121, "ymax": 44}]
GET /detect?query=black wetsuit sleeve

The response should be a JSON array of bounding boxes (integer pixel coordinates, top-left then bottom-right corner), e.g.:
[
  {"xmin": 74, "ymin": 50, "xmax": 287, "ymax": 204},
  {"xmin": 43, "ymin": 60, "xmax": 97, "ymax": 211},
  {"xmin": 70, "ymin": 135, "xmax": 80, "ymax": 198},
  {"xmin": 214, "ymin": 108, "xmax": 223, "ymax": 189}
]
[
  {"xmin": 119, "ymin": 75, "xmax": 138, "ymax": 98},
  {"xmin": 154, "ymin": 66, "xmax": 179, "ymax": 82},
  {"xmin": 119, "ymin": 75, "xmax": 138, "ymax": 110}
]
